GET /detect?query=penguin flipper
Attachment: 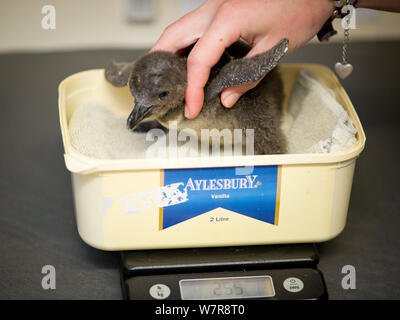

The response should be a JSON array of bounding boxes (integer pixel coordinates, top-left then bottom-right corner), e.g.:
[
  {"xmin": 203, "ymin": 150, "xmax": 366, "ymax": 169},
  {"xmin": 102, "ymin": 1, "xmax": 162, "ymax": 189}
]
[
  {"xmin": 205, "ymin": 38, "xmax": 289, "ymax": 101},
  {"xmin": 105, "ymin": 60, "xmax": 135, "ymax": 87}
]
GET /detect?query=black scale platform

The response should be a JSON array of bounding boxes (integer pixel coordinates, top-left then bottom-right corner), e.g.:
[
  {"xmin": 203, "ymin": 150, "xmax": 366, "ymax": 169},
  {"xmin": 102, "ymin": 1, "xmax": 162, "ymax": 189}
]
[{"xmin": 120, "ymin": 244, "xmax": 327, "ymax": 300}]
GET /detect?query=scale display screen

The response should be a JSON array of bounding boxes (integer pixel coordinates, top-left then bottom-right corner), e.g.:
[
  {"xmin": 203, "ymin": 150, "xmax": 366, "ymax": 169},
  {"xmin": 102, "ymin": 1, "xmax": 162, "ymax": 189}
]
[{"xmin": 179, "ymin": 275, "xmax": 275, "ymax": 300}]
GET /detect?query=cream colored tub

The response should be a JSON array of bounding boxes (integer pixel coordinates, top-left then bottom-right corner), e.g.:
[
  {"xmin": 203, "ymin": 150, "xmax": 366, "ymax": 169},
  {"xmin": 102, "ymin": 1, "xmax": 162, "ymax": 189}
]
[{"xmin": 58, "ymin": 64, "xmax": 365, "ymax": 251}]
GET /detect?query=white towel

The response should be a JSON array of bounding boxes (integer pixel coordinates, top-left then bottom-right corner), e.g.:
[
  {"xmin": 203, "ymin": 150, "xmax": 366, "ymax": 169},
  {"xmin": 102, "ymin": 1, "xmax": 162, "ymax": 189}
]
[
  {"xmin": 68, "ymin": 70, "xmax": 358, "ymax": 159},
  {"xmin": 284, "ymin": 71, "xmax": 357, "ymax": 154}
]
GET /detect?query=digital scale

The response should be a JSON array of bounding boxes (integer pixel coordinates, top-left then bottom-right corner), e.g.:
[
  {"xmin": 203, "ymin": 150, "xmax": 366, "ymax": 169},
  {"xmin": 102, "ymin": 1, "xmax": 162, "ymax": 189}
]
[{"xmin": 120, "ymin": 244, "xmax": 327, "ymax": 300}]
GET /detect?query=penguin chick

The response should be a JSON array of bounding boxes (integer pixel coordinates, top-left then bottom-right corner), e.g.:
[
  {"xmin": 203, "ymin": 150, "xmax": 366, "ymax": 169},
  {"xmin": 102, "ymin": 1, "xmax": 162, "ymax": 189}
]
[{"xmin": 105, "ymin": 39, "xmax": 289, "ymax": 155}]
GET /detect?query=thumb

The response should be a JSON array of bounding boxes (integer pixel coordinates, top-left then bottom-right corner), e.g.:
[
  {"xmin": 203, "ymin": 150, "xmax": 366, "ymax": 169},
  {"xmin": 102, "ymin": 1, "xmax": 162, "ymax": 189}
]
[
  {"xmin": 220, "ymin": 80, "xmax": 260, "ymax": 108},
  {"xmin": 220, "ymin": 36, "xmax": 281, "ymax": 108}
]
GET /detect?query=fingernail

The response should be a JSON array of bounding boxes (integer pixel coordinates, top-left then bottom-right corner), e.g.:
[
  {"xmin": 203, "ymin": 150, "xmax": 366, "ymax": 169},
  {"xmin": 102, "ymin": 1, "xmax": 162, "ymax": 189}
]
[
  {"xmin": 222, "ymin": 93, "xmax": 239, "ymax": 108},
  {"xmin": 184, "ymin": 106, "xmax": 191, "ymax": 118}
]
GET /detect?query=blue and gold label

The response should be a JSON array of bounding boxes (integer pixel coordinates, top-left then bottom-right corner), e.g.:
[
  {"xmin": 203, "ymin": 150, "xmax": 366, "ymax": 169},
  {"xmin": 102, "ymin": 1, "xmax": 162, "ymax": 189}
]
[{"xmin": 159, "ymin": 166, "xmax": 281, "ymax": 230}]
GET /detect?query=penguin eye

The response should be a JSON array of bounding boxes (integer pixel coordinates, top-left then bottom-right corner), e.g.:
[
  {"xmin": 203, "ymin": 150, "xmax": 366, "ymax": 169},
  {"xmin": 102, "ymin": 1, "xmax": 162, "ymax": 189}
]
[{"xmin": 159, "ymin": 91, "xmax": 169, "ymax": 100}]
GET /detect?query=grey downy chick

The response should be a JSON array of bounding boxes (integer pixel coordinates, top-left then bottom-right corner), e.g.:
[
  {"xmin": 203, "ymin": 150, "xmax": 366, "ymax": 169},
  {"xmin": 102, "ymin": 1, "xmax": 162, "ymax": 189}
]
[{"xmin": 105, "ymin": 39, "xmax": 289, "ymax": 155}]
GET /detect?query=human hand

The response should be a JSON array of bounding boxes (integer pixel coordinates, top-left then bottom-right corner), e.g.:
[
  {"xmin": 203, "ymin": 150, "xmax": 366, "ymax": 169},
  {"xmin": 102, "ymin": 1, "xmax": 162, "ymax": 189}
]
[{"xmin": 151, "ymin": 0, "xmax": 334, "ymax": 119}]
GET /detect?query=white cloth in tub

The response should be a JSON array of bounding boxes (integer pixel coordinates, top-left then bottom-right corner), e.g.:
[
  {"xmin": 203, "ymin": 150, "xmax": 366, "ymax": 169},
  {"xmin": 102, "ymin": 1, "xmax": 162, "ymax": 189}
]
[
  {"xmin": 282, "ymin": 70, "xmax": 357, "ymax": 154},
  {"xmin": 68, "ymin": 70, "xmax": 358, "ymax": 159}
]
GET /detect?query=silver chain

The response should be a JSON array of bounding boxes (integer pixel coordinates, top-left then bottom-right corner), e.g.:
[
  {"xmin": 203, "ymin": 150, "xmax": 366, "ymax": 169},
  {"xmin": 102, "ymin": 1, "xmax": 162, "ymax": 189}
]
[
  {"xmin": 342, "ymin": 27, "xmax": 350, "ymax": 64},
  {"xmin": 334, "ymin": 1, "xmax": 354, "ymax": 79},
  {"xmin": 342, "ymin": 15, "xmax": 351, "ymax": 65}
]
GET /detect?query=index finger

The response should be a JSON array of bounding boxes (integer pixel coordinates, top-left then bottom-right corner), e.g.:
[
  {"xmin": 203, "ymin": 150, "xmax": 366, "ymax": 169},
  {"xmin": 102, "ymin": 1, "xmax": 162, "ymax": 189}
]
[
  {"xmin": 151, "ymin": 20, "xmax": 202, "ymax": 54},
  {"xmin": 185, "ymin": 17, "xmax": 240, "ymax": 118}
]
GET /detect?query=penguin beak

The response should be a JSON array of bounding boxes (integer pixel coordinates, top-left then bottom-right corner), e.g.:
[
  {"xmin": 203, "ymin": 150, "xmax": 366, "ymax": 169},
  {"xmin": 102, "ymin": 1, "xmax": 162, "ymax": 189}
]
[{"xmin": 127, "ymin": 103, "xmax": 156, "ymax": 130}]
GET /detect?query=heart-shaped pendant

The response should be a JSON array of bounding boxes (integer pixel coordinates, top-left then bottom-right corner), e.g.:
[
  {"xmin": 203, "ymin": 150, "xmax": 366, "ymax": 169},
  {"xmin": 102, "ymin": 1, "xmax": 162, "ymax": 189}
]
[{"xmin": 335, "ymin": 62, "xmax": 353, "ymax": 79}]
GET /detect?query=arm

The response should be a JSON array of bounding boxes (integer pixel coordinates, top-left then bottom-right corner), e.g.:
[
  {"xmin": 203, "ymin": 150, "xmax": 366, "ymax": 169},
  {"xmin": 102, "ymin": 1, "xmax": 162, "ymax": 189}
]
[
  {"xmin": 151, "ymin": 0, "xmax": 335, "ymax": 118},
  {"xmin": 357, "ymin": 0, "xmax": 400, "ymax": 12},
  {"xmin": 151, "ymin": 0, "xmax": 400, "ymax": 119}
]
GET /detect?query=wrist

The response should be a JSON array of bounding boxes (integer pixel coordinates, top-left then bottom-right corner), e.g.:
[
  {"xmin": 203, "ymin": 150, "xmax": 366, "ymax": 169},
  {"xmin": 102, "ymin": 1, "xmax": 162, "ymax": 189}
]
[
  {"xmin": 356, "ymin": 0, "xmax": 400, "ymax": 12},
  {"xmin": 332, "ymin": 0, "xmax": 359, "ymax": 8},
  {"xmin": 354, "ymin": 1, "xmax": 369, "ymax": 8},
  {"xmin": 318, "ymin": 1, "xmax": 358, "ymax": 41}
]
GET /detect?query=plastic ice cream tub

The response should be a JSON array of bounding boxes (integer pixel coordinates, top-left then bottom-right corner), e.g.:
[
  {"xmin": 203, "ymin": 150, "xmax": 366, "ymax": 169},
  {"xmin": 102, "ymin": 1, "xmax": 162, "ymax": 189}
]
[{"xmin": 58, "ymin": 64, "xmax": 365, "ymax": 251}]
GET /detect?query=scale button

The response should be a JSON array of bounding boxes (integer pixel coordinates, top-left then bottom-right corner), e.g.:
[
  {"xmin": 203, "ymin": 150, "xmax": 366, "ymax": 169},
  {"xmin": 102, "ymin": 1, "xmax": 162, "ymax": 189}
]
[
  {"xmin": 149, "ymin": 284, "xmax": 171, "ymax": 299},
  {"xmin": 283, "ymin": 277, "xmax": 304, "ymax": 293}
]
